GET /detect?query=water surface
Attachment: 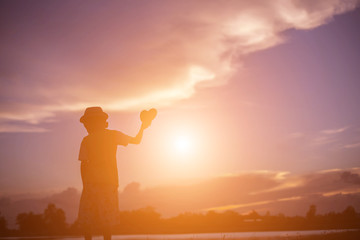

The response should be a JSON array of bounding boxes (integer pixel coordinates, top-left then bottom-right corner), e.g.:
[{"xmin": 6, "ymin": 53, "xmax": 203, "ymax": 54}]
[{"xmin": 1, "ymin": 229, "xmax": 355, "ymax": 240}]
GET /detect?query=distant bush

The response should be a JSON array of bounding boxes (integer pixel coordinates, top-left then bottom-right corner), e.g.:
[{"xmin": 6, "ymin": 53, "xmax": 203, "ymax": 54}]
[
  {"xmin": 0, "ymin": 211, "xmax": 8, "ymax": 235},
  {"xmin": 16, "ymin": 203, "xmax": 67, "ymax": 236},
  {"xmin": 2, "ymin": 204, "xmax": 360, "ymax": 236}
]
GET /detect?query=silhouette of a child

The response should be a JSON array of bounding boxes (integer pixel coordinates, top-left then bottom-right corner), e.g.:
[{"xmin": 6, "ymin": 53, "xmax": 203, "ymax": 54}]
[{"xmin": 78, "ymin": 107, "xmax": 152, "ymax": 240}]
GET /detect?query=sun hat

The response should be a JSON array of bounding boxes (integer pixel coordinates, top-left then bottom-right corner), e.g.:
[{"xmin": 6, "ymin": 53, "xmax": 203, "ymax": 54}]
[{"xmin": 80, "ymin": 106, "xmax": 108, "ymax": 123}]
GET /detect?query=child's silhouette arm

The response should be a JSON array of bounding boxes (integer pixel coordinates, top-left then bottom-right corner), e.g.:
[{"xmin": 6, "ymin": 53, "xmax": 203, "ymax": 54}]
[{"xmin": 128, "ymin": 121, "xmax": 150, "ymax": 144}]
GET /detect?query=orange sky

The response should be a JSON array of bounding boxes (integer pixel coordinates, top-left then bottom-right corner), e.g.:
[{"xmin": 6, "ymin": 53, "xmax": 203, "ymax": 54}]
[{"xmin": 0, "ymin": 0, "xmax": 360, "ymax": 201}]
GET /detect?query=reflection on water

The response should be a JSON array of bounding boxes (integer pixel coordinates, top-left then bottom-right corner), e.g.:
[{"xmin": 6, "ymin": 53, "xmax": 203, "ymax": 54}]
[{"xmin": 1, "ymin": 229, "xmax": 355, "ymax": 240}]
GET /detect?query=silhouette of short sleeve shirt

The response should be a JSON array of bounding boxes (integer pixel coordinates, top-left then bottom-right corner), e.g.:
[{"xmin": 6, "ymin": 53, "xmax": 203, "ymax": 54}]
[{"xmin": 78, "ymin": 129, "xmax": 131, "ymax": 186}]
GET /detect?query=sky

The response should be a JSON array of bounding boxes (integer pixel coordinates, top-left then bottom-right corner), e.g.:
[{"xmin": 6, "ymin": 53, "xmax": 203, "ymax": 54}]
[{"xmin": 0, "ymin": 0, "xmax": 360, "ymax": 202}]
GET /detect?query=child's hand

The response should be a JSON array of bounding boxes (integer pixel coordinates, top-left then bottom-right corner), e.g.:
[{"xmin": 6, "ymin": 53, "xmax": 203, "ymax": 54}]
[
  {"xmin": 141, "ymin": 120, "xmax": 151, "ymax": 129},
  {"xmin": 140, "ymin": 108, "xmax": 157, "ymax": 129}
]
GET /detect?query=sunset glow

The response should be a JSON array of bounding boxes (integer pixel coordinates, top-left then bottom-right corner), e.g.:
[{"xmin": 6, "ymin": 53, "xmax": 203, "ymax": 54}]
[
  {"xmin": 1, "ymin": 0, "xmax": 360, "ymax": 235},
  {"xmin": 173, "ymin": 135, "xmax": 193, "ymax": 155}
]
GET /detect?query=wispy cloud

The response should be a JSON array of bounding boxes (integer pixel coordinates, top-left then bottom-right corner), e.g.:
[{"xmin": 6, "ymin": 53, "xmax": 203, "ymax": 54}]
[
  {"xmin": 343, "ymin": 142, "xmax": 360, "ymax": 149},
  {"xmin": 204, "ymin": 196, "xmax": 302, "ymax": 212},
  {"xmin": 115, "ymin": 168, "xmax": 360, "ymax": 216},
  {"xmin": 288, "ymin": 132, "xmax": 304, "ymax": 139},
  {"xmin": 321, "ymin": 126, "xmax": 348, "ymax": 135},
  {"xmin": 250, "ymin": 178, "xmax": 304, "ymax": 195},
  {"xmin": 205, "ymin": 200, "xmax": 273, "ymax": 212},
  {"xmin": 0, "ymin": 122, "xmax": 48, "ymax": 133},
  {"xmin": 341, "ymin": 171, "xmax": 360, "ymax": 185},
  {"xmin": 1, "ymin": 0, "xmax": 359, "ymax": 132},
  {"xmin": 310, "ymin": 126, "xmax": 350, "ymax": 146},
  {"xmin": 322, "ymin": 188, "xmax": 360, "ymax": 197},
  {"xmin": 2, "ymin": 168, "xmax": 360, "ymax": 225},
  {"xmin": 312, "ymin": 136, "xmax": 338, "ymax": 146}
]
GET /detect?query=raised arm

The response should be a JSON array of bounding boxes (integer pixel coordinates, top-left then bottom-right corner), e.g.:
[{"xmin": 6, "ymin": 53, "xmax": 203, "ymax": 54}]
[
  {"xmin": 128, "ymin": 121, "xmax": 151, "ymax": 145},
  {"xmin": 128, "ymin": 108, "xmax": 156, "ymax": 145}
]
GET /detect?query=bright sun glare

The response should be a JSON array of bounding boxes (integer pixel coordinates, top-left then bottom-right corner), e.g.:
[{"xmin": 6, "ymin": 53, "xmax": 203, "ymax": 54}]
[{"xmin": 174, "ymin": 135, "xmax": 192, "ymax": 154}]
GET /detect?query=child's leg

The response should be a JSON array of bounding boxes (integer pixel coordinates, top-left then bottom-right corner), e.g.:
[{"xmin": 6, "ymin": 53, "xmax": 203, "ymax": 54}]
[
  {"xmin": 103, "ymin": 234, "xmax": 111, "ymax": 240},
  {"xmin": 84, "ymin": 232, "xmax": 92, "ymax": 240},
  {"xmin": 83, "ymin": 223, "xmax": 92, "ymax": 240},
  {"xmin": 103, "ymin": 225, "xmax": 111, "ymax": 240}
]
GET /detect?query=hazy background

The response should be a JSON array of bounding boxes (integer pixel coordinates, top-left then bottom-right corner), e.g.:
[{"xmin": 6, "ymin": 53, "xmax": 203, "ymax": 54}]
[{"xmin": 1, "ymin": 0, "xmax": 360, "ymax": 227}]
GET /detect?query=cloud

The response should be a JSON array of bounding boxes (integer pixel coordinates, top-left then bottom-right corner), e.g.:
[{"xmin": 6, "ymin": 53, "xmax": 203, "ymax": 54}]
[
  {"xmin": 1, "ymin": 0, "xmax": 359, "ymax": 132},
  {"xmin": 312, "ymin": 136, "xmax": 338, "ymax": 146},
  {"xmin": 204, "ymin": 196, "xmax": 302, "ymax": 212},
  {"xmin": 343, "ymin": 142, "xmax": 360, "ymax": 149},
  {"xmin": 341, "ymin": 171, "xmax": 360, "ymax": 185},
  {"xmin": 2, "ymin": 168, "xmax": 360, "ymax": 227},
  {"xmin": 0, "ymin": 122, "xmax": 48, "ymax": 133},
  {"xmin": 288, "ymin": 132, "xmax": 304, "ymax": 139},
  {"xmin": 310, "ymin": 125, "xmax": 351, "ymax": 147},
  {"xmin": 322, "ymin": 126, "xmax": 348, "ymax": 135},
  {"xmin": 117, "ymin": 168, "xmax": 360, "ymax": 216}
]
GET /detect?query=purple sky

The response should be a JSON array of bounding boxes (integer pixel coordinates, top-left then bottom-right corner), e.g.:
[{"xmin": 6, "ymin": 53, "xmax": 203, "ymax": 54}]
[{"xmin": 0, "ymin": 1, "xmax": 360, "ymax": 196}]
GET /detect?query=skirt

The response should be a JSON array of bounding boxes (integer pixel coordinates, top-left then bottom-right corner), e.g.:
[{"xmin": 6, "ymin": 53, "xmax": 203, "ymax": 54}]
[{"xmin": 78, "ymin": 183, "xmax": 119, "ymax": 229}]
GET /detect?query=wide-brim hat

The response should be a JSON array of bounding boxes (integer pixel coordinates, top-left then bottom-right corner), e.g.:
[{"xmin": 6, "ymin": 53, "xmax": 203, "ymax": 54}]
[{"xmin": 80, "ymin": 106, "xmax": 108, "ymax": 123}]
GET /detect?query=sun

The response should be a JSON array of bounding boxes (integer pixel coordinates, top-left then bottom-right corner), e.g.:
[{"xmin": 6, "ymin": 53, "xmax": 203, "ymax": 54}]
[{"xmin": 174, "ymin": 135, "xmax": 192, "ymax": 154}]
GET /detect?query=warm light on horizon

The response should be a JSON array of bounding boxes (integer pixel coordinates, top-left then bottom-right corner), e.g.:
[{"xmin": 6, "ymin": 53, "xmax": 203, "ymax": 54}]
[{"xmin": 1, "ymin": 2, "xmax": 360, "ymax": 234}]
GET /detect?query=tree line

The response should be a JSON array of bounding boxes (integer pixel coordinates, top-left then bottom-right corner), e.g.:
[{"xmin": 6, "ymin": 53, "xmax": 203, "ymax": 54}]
[{"xmin": 0, "ymin": 204, "xmax": 359, "ymax": 236}]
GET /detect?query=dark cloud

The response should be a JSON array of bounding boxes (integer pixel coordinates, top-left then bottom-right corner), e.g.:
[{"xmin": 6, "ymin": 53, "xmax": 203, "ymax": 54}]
[
  {"xmin": 1, "ymin": 168, "xmax": 360, "ymax": 228},
  {"xmin": 341, "ymin": 171, "xmax": 360, "ymax": 185}
]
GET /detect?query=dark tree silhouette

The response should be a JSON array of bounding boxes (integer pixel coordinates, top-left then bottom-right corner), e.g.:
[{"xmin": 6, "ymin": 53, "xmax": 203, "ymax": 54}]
[
  {"xmin": 15, "ymin": 204, "xmax": 67, "ymax": 236},
  {"xmin": 341, "ymin": 205, "xmax": 357, "ymax": 227},
  {"xmin": 3, "ymin": 204, "xmax": 360, "ymax": 236},
  {"xmin": 117, "ymin": 206, "xmax": 162, "ymax": 233},
  {"xmin": 306, "ymin": 204, "xmax": 317, "ymax": 220},
  {"xmin": 16, "ymin": 212, "xmax": 44, "ymax": 235},
  {"xmin": 247, "ymin": 210, "xmax": 261, "ymax": 220},
  {"xmin": 43, "ymin": 203, "xmax": 67, "ymax": 235},
  {"xmin": 0, "ymin": 211, "xmax": 8, "ymax": 235}
]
